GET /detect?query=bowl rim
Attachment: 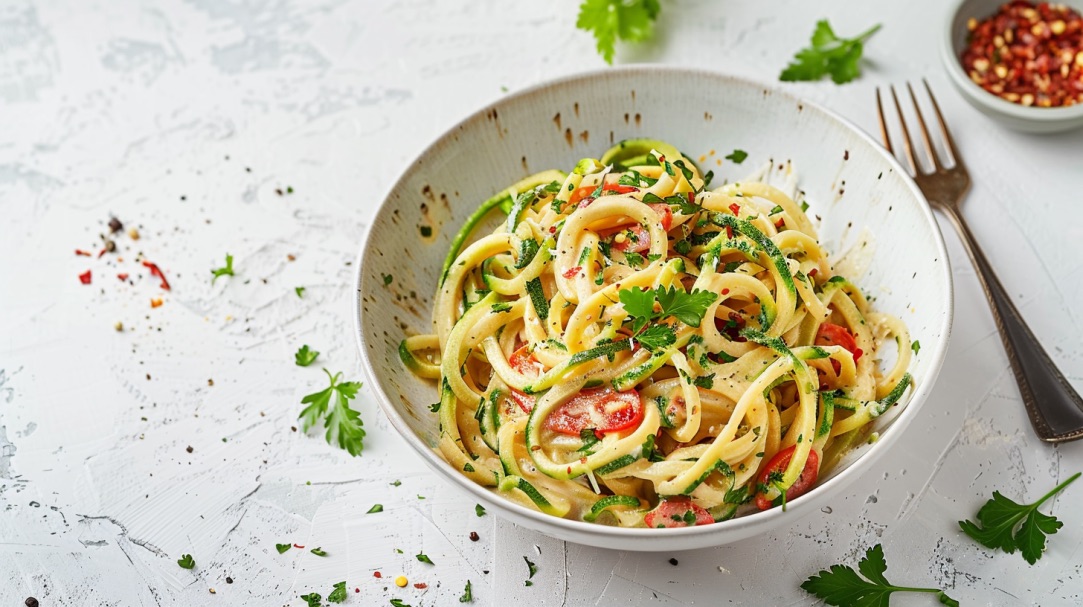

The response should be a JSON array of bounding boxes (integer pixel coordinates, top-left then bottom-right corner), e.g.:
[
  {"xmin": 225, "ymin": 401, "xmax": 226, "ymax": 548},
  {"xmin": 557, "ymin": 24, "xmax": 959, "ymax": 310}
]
[
  {"xmin": 353, "ymin": 65, "xmax": 954, "ymax": 546},
  {"xmin": 941, "ymin": 0, "xmax": 1083, "ymax": 121}
]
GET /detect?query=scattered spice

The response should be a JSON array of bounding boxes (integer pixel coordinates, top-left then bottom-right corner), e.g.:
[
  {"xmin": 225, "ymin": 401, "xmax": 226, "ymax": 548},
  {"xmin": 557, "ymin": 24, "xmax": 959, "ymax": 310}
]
[
  {"xmin": 79, "ymin": 270, "xmax": 92, "ymax": 285},
  {"xmin": 208, "ymin": 588, "xmax": 216, "ymax": 594},
  {"xmin": 208, "ymin": 379, "xmax": 214, "ymax": 386},
  {"xmin": 287, "ymin": 254, "xmax": 296, "ymax": 261},
  {"xmin": 226, "ymin": 577, "xmax": 233, "ymax": 584},
  {"xmin": 962, "ymin": 1, "xmax": 1083, "ymax": 107},
  {"xmin": 293, "ymin": 543, "xmax": 305, "ymax": 549},
  {"xmin": 413, "ymin": 583, "xmax": 428, "ymax": 589},
  {"xmin": 142, "ymin": 261, "xmax": 171, "ymax": 290},
  {"xmin": 25, "ymin": 598, "xmax": 39, "ymax": 607},
  {"xmin": 108, "ymin": 217, "xmax": 123, "ymax": 233},
  {"xmin": 186, "ymin": 446, "xmax": 194, "ymax": 453},
  {"xmin": 114, "ymin": 321, "xmax": 124, "ymax": 332},
  {"xmin": 668, "ymin": 557, "xmax": 679, "ymax": 566},
  {"xmin": 150, "ymin": 298, "xmax": 163, "ymax": 308},
  {"xmin": 104, "ymin": 239, "xmax": 116, "ymax": 253},
  {"xmin": 75, "ymin": 249, "xmax": 92, "ymax": 256},
  {"xmin": 128, "ymin": 227, "xmax": 140, "ymax": 240},
  {"xmin": 469, "ymin": 531, "xmax": 479, "ymax": 541},
  {"xmin": 117, "ymin": 273, "xmax": 129, "ymax": 281},
  {"xmin": 374, "ymin": 571, "xmax": 382, "ymax": 578}
]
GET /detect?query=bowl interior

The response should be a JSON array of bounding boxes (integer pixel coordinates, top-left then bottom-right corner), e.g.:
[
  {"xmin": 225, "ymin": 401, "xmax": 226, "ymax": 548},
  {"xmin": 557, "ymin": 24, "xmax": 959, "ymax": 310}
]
[{"xmin": 355, "ymin": 67, "xmax": 953, "ymax": 550}]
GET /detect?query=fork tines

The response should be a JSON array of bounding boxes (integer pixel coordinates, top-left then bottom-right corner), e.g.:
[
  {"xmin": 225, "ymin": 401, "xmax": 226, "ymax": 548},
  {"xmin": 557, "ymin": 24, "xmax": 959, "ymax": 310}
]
[{"xmin": 876, "ymin": 80, "xmax": 966, "ymax": 178}]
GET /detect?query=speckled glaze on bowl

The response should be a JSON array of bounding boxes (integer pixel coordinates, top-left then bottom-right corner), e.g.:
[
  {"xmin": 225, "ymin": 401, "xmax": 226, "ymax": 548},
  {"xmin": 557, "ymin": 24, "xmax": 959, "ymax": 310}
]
[
  {"xmin": 353, "ymin": 67, "xmax": 953, "ymax": 552},
  {"xmin": 943, "ymin": 0, "xmax": 1083, "ymax": 133}
]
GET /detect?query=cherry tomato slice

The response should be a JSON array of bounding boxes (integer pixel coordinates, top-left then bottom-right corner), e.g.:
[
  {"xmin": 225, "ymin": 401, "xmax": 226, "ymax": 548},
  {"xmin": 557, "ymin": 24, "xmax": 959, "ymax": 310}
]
[
  {"xmin": 754, "ymin": 446, "xmax": 820, "ymax": 511},
  {"xmin": 815, "ymin": 322, "xmax": 863, "ymax": 374},
  {"xmin": 569, "ymin": 185, "xmax": 597, "ymax": 209},
  {"xmin": 647, "ymin": 203, "xmax": 673, "ymax": 231},
  {"xmin": 543, "ymin": 387, "xmax": 643, "ymax": 436},
  {"xmin": 644, "ymin": 496, "xmax": 714, "ymax": 528},
  {"xmin": 509, "ymin": 346, "xmax": 545, "ymax": 413},
  {"xmin": 611, "ymin": 224, "xmax": 650, "ymax": 253}
]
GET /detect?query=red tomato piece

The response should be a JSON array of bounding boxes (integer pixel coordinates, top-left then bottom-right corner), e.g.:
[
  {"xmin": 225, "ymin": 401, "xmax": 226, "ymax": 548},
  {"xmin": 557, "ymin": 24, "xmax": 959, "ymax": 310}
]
[
  {"xmin": 569, "ymin": 185, "xmax": 596, "ymax": 208},
  {"xmin": 728, "ymin": 203, "xmax": 741, "ymax": 216},
  {"xmin": 543, "ymin": 387, "xmax": 643, "ymax": 436},
  {"xmin": 644, "ymin": 496, "xmax": 714, "ymax": 528},
  {"xmin": 754, "ymin": 446, "xmax": 820, "ymax": 511},
  {"xmin": 647, "ymin": 203, "xmax": 673, "ymax": 231},
  {"xmin": 509, "ymin": 346, "xmax": 546, "ymax": 413},
  {"xmin": 602, "ymin": 182, "xmax": 637, "ymax": 195},
  {"xmin": 611, "ymin": 224, "xmax": 650, "ymax": 253},
  {"xmin": 816, "ymin": 322, "xmax": 862, "ymax": 374}
]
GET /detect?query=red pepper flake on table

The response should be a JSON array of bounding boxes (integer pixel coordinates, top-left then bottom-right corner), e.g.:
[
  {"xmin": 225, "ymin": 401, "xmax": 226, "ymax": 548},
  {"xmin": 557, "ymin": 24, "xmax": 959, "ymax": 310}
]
[
  {"xmin": 79, "ymin": 270, "xmax": 92, "ymax": 284},
  {"xmin": 962, "ymin": 1, "xmax": 1083, "ymax": 107},
  {"xmin": 142, "ymin": 260, "xmax": 171, "ymax": 290}
]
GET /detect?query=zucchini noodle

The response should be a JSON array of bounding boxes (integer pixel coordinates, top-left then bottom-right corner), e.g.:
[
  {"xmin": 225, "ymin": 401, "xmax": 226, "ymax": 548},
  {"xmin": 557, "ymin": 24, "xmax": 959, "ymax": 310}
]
[{"xmin": 400, "ymin": 139, "xmax": 913, "ymax": 528}]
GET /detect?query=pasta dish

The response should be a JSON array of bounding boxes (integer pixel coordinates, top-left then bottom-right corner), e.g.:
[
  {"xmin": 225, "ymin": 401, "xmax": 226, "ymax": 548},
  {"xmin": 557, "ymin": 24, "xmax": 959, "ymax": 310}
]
[{"xmin": 399, "ymin": 139, "xmax": 913, "ymax": 527}]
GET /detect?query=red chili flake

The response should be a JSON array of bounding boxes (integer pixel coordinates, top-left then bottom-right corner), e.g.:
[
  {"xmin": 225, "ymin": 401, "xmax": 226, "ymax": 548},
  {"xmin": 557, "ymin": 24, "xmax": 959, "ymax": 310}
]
[
  {"xmin": 808, "ymin": 268, "xmax": 818, "ymax": 278},
  {"xmin": 75, "ymin": 249, "xmax": 92, "ymax": 257},
  {"xmin": 414, "ymin": 583, "xmax": 428, "ymax": 589},
  {"xmin": 293, "ymin": 544, "xmax": 305, "ymax": 549},
  {"xmin": 373, "ymin": 571, "xmax": 382, "ymax": 578},
  {"xmin": 562, "ymin": 266, "xmax": 583, "ymax": 279},
  {"xmin": 961, "ymin": 1, "xmax": 1083, "ymax": 108},
  {"xmin": 548, "ymin": 225, "xmax": 557, "ymax": 234},
  {"xmin": 854, "ymin": 348, "xmax": 864, "ymax": 363},
  {"xmin": 725, "ymin": 225, "xmax": 734, "ymax": 239},
  {"xmin": 774, "ymin": 218, "xmax": 785, "ymax": 230},
  {"xmin": 142, "ymin": 261, "xmax": 171, "ymax": 290},
  {"xmin": 728, "ymin": 203, "xmax": 741, "ymax": 216},
  {"xmin": 721, "ymin": 288, "xmax": 730, "ymax": 295},
  {"xmin": 97, "ymin": 248, "xmax": 107, "ymax": 258},
  {"xmin": 117, "ymin": 273, "xmax": 129, "ymax": 281},
  {"xmin": 686, "ymin": 191, "xmax": 695, "ymax": 205},
  {"xmin": 79, "ymin": 270, "xmax": 92, "ymax": 285},
  {"xmin": 150, "ymin": 298, "xmax": 163, "ymax": 308},
  {"xmin": 355, "ymin": 588, "xmax": 360, "ymax": 593}
]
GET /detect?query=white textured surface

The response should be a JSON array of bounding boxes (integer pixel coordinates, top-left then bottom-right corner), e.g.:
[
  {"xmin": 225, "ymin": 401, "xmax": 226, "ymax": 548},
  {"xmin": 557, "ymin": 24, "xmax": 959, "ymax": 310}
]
[{"xmin": 1, "ymin": 0, "xmax": 1081, "ymax": 605}]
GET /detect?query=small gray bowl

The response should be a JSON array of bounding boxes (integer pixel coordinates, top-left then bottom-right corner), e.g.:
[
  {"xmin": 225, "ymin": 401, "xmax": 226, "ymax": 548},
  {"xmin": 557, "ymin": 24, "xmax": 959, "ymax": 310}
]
[{"xmin": 943, "ymin": 0, "xmax": 1083, "ymax": 133}]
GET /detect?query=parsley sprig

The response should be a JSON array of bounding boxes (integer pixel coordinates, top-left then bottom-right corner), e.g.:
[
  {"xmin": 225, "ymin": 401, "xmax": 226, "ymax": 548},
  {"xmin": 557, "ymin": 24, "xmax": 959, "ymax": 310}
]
[
  {"xmin": 959, "ymin": 472, "xmax": 1080, "ymax": 564},
  {"xmin": 618, "ymin": 285, "xmax": 718, "ymax": 351},
  {"xmin": 801, "ymin": 544, "xmax": 958, "ymax": 606},
  {"xmin": 780, "ymin": 20, "xmax": 881, "ymax": 84},
  {"xmin": 299, "ymin": 369, "xmax": 366, "ymax": 456},
  {"xmin": 295, "ymin": 344, "xmax": 319, "ymax": 367},
  {"xmin": 576, "ymin": 0, "xmax": 661, "ymax": 64}
]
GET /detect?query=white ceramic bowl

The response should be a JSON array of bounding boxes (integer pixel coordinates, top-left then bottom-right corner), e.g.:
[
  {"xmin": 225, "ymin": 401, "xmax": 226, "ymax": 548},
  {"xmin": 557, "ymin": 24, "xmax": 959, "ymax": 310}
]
[
  {"xmin": 942, "ymin": 0, "xmax": 1083, "ymax": 133},
  {"xmin": 354, "ymin": 67, "xmax": 953, "ymax": 551}
]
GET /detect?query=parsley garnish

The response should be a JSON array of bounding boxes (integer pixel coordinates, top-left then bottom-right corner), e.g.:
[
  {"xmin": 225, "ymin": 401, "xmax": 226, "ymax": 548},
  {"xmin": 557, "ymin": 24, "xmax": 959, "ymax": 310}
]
[
  {"xmin": 623, "ymin": 250, "xmax": 645, "ymax": 267},
  {"xmin": 295, "ymin": 286, "xmax": 305, "ymax": 298},
  {"xmin": 693, "ymin": 373, "xmax": 715, "ymax": 389},
  {"xmin": 578, "ymin": 427, "xmax": 600, "ymax": 452},
  {"xmin": 780, "ymin": 20, "xmax": 881, "ymax": 84},
  {"xmin": 210, "ymin": 254, "xmax": 235, "ymax": 283},
  {"xmin": 475, "ymin": 504, "xmax": 487, "ymax": 517},
  {"xmin": 367, "ymin": 504, "xmax": 383, "ymax": 514},
  {"xmin": 177, "ymin": 553, "xmax": 195, "ymax": 569},
  {"xmin": 959, "ymin": 472, "xmax": 1080, "ymax": 564},
  {"xmin": 390, "ymin": 480, "xmax": 402, "ymax": 487},
  {"xmin": 576, "ymin": 0, "xmax": 661, "ymax": 64},
  {"xmin": 295, "ymin": 344, "xmax": 319, "ymax": 367},
  {"xmin": 300, "ymin": 593, "xmax": 322, "ymax": 607},
  {"xmin": 911, "ymin": 340, "xmax": 921, "ymax": 354},
  {"xmin": 619, "ymin": 285, "xmax": 716, "ymax": 335},
  {"xmin": 492, "ymin": 302, "xmax": 512, "ymax": 313},
  {"xmin": 801, "ymin": 544, "xmax": 958, "ymax": 606},
  {"xmin": 459, "ymin": 580, "xmax": 474, "ymax": 603},
  {"xmin": 725, "ymin": 149, "xmax": 748, "ymax": 164},
  {"xmin": 311, "ymin": 547, "xmax": 327, "ymax": 556},
  {"xmin": 635, "ymin": 324, "xmax": 676, "ymax": 352},
  {"xmin": 416, "ymin": 552, "xmax": 434, "ymax": 565},
  {"xmin": 299, "ymin": 369, "xmax": 366, "ymax": 456},
  {"xmin": 524, "ymin": 555, "xmax": 538, "ymax": 585},
  {"xmin": 276, "ymin": 543, "xmax": 291, "ymax": 553},
  {"xmin": 390, "ymin": 600, "xmax": 411, "ymax": 607},
  {"xmin": 382, "ymin": 273, "xmax": 393, "ymax": 286},
  {"xmin": 327, "ymin": 581, "xmax": 348, "ymax": 603}
]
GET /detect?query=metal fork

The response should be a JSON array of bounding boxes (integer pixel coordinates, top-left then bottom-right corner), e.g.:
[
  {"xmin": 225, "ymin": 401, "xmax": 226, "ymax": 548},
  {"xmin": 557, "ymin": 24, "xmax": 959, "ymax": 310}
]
[{"xmin": 876, "ymin": 80, "xmax": 1083, "ymax": 443}]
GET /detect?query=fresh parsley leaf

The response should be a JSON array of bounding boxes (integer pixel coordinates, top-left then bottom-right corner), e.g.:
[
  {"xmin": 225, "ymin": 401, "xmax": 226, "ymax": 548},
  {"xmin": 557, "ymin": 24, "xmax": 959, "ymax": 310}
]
[
  {"xmin": 210, "ymin": 254, "xmax": 235, "ymax": 283},
  {"xmin": 295, "ymin": 344, "xmax": 319, "ymax": 367},
  {"xmin": 780, "ymin": 20, "xmax": 881, "ymax": 84},
  {"xmin": 311, "ymin": 547, "xmax": 327, "ymax": 556},
  {"xmin": 911, "ymin": 340, "xmax": 921, "ymax": 354},
  {"xmin": 300, "ymin": 593, "xmax": 322, "ymax": 607},
  {"xmin": 177, "ymin": 553, "xmax": 195, "ymax": 569},
  {"xmin": 578, "ymin": 427, "xmax": 600, "ymax": 452},
  {"xmin": 672, "ymin": 159, "xmax": 694, "ymax": 181},
  {"xmin": 576, "ymin": 0, "xmax": 662, "ymax": 64},
  {"xmin": 276, "ymin": 543, "xmax": 291, "ymax": 554},
  {"xmin": 959, "ymin": 472, "xmax": 1080, "ymax": 564},
  {"xmin": 623, "ymin": 250, "xmax": 645, "ymax": 268},
  {"xmin": 327, "ymin": 581, "xmax": 348, "ymax": 603},
  {"xmin": 492, "ymin": 302, "xmax": 512, "ymax": 313},
  {"xmin": 693, "ymin": 373, "xmax": 716, "ymax": 389},
  {"xmin": 299, "ymin": 369, "xmax": 366, "ymax": 456},
  {"xmin": 476, "ymin": 504, "xmax": 487, "ymax": 517},
  {"xmin": 655, "ymin": 286, "xmax": 718, "ymax": 328},
  {"xmin": 367, "ymin": 504, "xmax": 383, "ymax": 514},
  {"xmin": 618, "ymin": 287, "xmax": 656, "ymax": 334},
  {"xmin": 665, "ymin": 193, "xmax": 699, "ymax": 215},
  {"xmin": 459, "ymin": 580, "xmax": 474, "ymax": 603},
  {"xmin": 636, "ymin": 324, "xmax": 676, "ymax": 352},
  {"xmin": 390, "ymin": 600, "xmax": 411, "ymax": 607},
  {"xmin": 725, "ymin": 149, "xmax": 748, "ymax": 164},
  {"xmin": 801, "ymin": 544, "xmax": 958, "ymax": 606},
  {"xmin": 416, "ymin": 552, "xmax": 434, "ymax": 565},
  {"xmin": 295, "ymin": 286, "xmax": 305, "ymax": 298},
  {"xmin": 525, "ymin": 555, "xmax": 538, "ymax": 579}
]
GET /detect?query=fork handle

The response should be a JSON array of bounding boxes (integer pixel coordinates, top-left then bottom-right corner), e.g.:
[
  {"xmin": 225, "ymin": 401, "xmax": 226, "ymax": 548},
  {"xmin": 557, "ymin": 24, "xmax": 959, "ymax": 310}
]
[{"xmin": 941, "ymin": 207, "xmax": 1083, "ymax": 442}]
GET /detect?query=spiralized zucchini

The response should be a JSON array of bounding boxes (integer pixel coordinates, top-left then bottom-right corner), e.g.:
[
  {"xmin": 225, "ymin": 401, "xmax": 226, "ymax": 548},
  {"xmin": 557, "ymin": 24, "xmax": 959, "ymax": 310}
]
[{"xmin": 400, "ymin": 140, "xmax": 912, "ymax": 527}]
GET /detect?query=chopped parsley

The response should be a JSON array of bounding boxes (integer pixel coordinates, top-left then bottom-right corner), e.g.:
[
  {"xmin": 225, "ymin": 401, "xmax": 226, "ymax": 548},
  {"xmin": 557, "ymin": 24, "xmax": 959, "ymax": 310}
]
[
  {"xmin": 911, "ymin": 340, "xmax": 921, "ymax": 354},
  {"xmin": 459, "ymin": 580, "xmax": 474, "ymax": 603},
  {"xmin": 177, "ymin": 553, "xmax": 195, "ymax": 569},
  {"xmin": 416, "ymin": 552, "xmax": 434, "ymax": 565},
  {"xmin": 310, "ymin": 547, "xmax": 327, "ymax": 556},
  {"xmin": 295, "ymin": 344, "xmax": 319, "ymax": 367},
  {"xmin": 476, "ymin": 504, "xmax": 487, "ymax": 517},
  {"xmin": 276, "ymin": 543, "xmax": 291, "ymax": 553},
  {"xmin": 210, "ymin": 254, "xmax": 235, "ymax": 283},
  {"xmin": 382, "ymin": 273, "xmax": 393, "ymax": 286},
  {"xmin": 295, "ymin": 286, "xmax": 305, "ymax": 298},
  {"xmin": 300, "ymin": 593, "xmax": 322, "ymax": 607},
  {"xmin": 327, "ymin": 581, "xmax": 348, "ymax": 603},
  {"xmin": 725, "ymin": 149, "xmax": 748, "ymax": 164},
  {"xmin": 367, "ymin": 504, "xmax": 383, "ymax": 514}
]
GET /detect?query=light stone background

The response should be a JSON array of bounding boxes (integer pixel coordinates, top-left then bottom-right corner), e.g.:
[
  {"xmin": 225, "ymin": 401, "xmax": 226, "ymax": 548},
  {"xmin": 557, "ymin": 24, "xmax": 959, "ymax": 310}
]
[{"xmin": 2, "ymin": 0, "xmax": 1082, "ymax": 605}]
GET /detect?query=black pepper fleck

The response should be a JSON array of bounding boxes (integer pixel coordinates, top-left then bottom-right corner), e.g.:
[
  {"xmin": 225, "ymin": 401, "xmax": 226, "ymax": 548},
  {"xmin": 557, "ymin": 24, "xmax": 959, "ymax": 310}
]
[
  {"xmin": 25, "ymin": 598, "xmax": 39, "ymax": 607},
  {"xmin": 226, "ymin": 576, "xmax": 233, "ymax": 584},
  {"xmin": 108, "ymin": 217, "xmax": 123, "ymax": 233},
  {"xmin": 186, "ymin": 446, "xmax": 193, "ymax": 453},
  {"xmin": 469, "ymin": 531, "xmax": 479, "ymax": 542},
  {"xmin": 668, "ymin": 558, "xmax": 678, "ymax": 566}
]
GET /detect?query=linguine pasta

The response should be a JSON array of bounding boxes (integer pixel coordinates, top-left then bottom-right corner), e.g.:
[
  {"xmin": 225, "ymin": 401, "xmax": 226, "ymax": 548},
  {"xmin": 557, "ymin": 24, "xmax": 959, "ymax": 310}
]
[{"xmin": 400, "ymin": 139, "xmax": 913, "ymax": 528}]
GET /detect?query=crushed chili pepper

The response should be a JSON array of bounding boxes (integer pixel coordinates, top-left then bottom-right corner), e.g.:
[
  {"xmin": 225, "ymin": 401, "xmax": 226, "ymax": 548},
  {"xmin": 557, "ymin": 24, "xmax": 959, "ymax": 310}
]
[
  {"xmin": 413, "ymin": 583, "xmax": 428, "ymax": 589},
  {"xmin": 79, "ymin": 270, "xmax": 92, "ymax": 285},
  {"xmin": 962, "ymin": 1, "xmax": 1083, "ymax": 107},
  {"xmin": 150, "ymin": 298, "xmax": 163, "ymax": 308},
  {"xmin": 293, "ymin": 543, "xmax": 305, "ymax": 549},
  {"xmin": 728, "ymin": 203, "xmax": 741, "ymax": 216},
  {"xmin": 117, "ymin": 273, "xmax": 129, "ymax": 281},
  {"xmin": 75, "ymin": 249, "xmax": 92, "ymax": 257},
  {"xmin": 562, "ymin": 266, "xmax": 583, "ymax": 278},
  {"xmin": 373, "ymin": 571, "xmax": 382, "ymax": 578},
  {"xmin": 142, "ymin": 261, "xmax": 171, "ymax": 290},
  {"xmin": 108, "ymin": 217, "xmax": 123, "ymax": 233}
]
